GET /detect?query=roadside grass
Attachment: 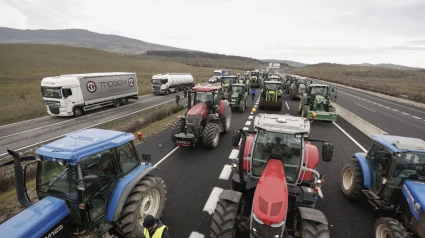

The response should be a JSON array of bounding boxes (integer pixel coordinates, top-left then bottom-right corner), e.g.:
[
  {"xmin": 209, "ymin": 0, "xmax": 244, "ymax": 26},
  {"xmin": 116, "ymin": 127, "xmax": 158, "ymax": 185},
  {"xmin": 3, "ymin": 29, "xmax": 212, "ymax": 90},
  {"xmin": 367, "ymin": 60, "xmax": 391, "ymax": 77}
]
[
  {"xmin": 0, "ymin": 44, "xmax": 243, "ymax": 125},
  {"xmin": 292, "ymin": 65, "xmax": 425, "ymax": 103}
]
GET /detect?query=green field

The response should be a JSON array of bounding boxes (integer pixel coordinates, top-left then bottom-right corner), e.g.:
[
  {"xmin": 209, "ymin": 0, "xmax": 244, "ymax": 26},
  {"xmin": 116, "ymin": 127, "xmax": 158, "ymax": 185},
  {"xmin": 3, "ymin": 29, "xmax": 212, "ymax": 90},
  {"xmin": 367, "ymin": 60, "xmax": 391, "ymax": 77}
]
[{"xmin": 0, "ymin": 44, "xmax": 244, "ymax": 125}]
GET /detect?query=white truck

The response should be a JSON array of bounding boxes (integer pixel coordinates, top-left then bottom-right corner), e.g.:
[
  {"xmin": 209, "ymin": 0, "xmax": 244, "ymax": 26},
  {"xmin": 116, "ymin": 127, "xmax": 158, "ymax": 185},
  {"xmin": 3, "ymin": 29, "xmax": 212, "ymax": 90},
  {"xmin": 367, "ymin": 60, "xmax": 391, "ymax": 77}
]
[
  {"xmin": 213, "ymin": 69, "xmax": 231, "ymax": 81},
  {"xmin": 41, "ymin": 72, "xmax": 139, "ymax": 117},
  {"xmin": 151, "ymin": 73, "xmax": 194, "ymax": 95}
]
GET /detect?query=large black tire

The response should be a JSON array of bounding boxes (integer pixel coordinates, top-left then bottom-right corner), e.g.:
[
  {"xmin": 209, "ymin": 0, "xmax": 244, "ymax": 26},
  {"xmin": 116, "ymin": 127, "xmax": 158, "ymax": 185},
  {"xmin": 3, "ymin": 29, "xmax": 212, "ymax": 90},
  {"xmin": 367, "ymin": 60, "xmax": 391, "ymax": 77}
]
[
  {"xmin": 301, "ymin": 219, "xmax": 330, "ymax": 238},
  {"xmin": 302, "ymin": 105, "xmax": 309, "ymax": 117},
  {"xmin": 121, "ymin": 98, "xmax": 128, "ymax": 105},
  {"xmin": 202, "ymin": 123, "xmax": 220, "ymax": 149},
  {"xmin": 298, "ymin": 100, "xmax": 303, "ymax": 115},
  {"xmin": 73, "ymin": 107, "xmax": 83, "ymax": 117},
  {"xmin": 341, "ymin": 159, "xmax": 364, "ymax": 200},
  {"xmin": 113, "ymin": 176, "xmax": 166, "ymax": 238},
  {"xmin": 238, "ymin": 100, "xmax": 246, "ymax": 113},
  {"xmin": 210, "ymin": 198, "xmax": 239, "ymax": 238},
  {"xmin": 170, "ymin": 120, "xmax": 185, "ymax": 143},
  {"xmin": 113, "ymin": 99, "xmax": 120, "ymax": 108},
  {"xmin": 375, "ymin": 217, "xmax": 409, "ymax": 238}
]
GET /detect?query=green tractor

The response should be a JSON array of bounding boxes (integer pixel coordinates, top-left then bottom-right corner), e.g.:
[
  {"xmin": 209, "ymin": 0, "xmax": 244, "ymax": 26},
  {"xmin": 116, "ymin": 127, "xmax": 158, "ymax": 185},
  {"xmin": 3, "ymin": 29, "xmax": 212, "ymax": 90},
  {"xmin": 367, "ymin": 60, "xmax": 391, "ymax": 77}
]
[
  {"xmin": 285, "ymin": 76, "xmax": 298, "ymax": 94},
  {"xmin": 268, "ymin": 75, "xmax": 284, "ymax": 96},
  {"xmin": 227, "ymin": 83, "xmax": 249, "ymax": 112},
  {"xmin": 221, "ymin": 76, "xmax": 237, "ymax": 100},
  {"xmin": 289, "ymin": 78, "xmax": 309, "ymax": 100},
  {"xmin": 249, "ymin": 75, "xmax": 260, "ymax": 88},
  {"xmin": 258, "ymin": 81, "xmax": 283, "ymax": 111},
  {"xmin": 299, "ymin": 83, "xmax": 338, "ymax": 122}
]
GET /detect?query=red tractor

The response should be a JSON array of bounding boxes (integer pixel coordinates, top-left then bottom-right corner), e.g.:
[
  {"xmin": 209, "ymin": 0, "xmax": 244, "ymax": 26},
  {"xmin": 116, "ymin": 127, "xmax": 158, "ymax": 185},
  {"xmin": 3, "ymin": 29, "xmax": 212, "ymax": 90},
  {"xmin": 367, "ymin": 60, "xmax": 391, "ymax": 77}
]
[
  {"xmin": 210, "ymin": 113, "xmax": 334, "ymax": 237},
  {"xmin": 170, "ymin": 85, "xmax": 232, "ymax": 149}
]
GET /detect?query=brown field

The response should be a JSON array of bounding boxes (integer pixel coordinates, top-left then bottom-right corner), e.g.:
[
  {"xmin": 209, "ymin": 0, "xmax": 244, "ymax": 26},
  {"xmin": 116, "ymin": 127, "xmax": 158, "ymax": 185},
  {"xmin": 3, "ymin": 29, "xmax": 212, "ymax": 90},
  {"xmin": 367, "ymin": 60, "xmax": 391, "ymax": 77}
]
[
  {"xmin": 0, "ymin": 44, "xmax": 244, "ymax": 125},
  {"xmin": 292, "ymin": 64, "xmax": 425, "ymax": 103}
]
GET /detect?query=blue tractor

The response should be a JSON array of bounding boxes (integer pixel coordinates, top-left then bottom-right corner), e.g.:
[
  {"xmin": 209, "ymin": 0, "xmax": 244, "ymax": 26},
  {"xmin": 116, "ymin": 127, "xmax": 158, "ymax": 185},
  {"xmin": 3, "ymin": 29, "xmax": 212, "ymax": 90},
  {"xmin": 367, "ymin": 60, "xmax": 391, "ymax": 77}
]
[
  {"xmin": 0, "ymin": 129, "xmax": 166, "ymax": 238},
  {"xmin": 340, "ymin": 134, "xmax": 425, "ymax": 238}
]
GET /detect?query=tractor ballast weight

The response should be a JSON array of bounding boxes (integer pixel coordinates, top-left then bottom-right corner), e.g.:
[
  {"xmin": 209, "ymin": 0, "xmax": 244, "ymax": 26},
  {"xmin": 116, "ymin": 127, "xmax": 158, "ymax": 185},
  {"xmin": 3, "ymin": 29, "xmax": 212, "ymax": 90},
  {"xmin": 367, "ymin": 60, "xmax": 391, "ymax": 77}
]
[
  {"xmin": 228, "ymin": 83, "xmax": 248, "ymax": 113},
  {"xmin": 299, "ymin": 83, "xmax": 338, "ymax": 122},
  {"xmin": 210, "ymin": 114, "xmax": 334, "ymax": 238},
  {"xmin": 259, "ymin": 81, "xmax": 283, "ymax": 111},
  {"xmin": 0, "ymin": 129, "xmax": 166, "ymax": 238},
  {"xmin": 171, "ymin": 85, "xmax": 232, "ymax": 148},
  {"xmin": 340, "ymin": 134, "xmax": 425, "ymax": 237}
]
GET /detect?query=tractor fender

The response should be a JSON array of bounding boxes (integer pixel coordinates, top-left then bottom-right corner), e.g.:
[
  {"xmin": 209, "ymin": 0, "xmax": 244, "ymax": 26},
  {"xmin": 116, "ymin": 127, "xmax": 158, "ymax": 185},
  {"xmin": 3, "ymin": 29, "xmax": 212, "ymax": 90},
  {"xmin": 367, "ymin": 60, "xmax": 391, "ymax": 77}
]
[
  {"xmin": 297, "ymin": 207, "xmax": 328, "ymax": 225},
  {"xmin": 243, "ymin": 134, "xmax": 254, "ymax": 171},
  {"xmin": 300, "ymin": 143, "xmax": 320, "ymax": 182},
  {"xmin": 352, "ymin": 152, "xmax": 372, "ymax": 189},
  {"xmin": 218, "ymin": 100, "xmax": 230, "ymax": 115},
  {"xmin": 218, "ymin": 189, "xmax": 242, "ymax": 204},
  {"xmin": 206, "ymin": 114, "xmax": 220, "ymax": 124},
  {"xmin": 106, "ymin": 165, "xmax": 159, "ymax": 221}
]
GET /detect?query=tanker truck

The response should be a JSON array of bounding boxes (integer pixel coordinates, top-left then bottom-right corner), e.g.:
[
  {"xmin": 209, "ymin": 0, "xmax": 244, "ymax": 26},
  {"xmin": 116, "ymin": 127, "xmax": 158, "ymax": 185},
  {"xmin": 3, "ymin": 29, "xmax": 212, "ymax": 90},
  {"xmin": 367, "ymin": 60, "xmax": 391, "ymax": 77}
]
[
  {"xmin": 41, "ymin": 72, "xmax": 139, "ymax": 117},
  {"xmin": 151, "ymin": 73, "xmax": 194, "ymax": 95}
]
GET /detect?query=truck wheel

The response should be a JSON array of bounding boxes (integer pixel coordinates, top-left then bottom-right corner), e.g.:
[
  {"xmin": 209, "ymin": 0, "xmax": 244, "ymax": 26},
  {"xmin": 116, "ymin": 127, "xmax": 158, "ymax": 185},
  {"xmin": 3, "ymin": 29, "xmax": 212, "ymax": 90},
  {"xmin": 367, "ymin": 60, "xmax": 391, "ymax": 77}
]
[
  {"xmin": 341, "ymin": 159, "xmax": 364, "ymax": 200},
  {"xmin": 73, "ymin": 107, "xmax": 83, "ymax": 117},
  {"xmin": 223, "ymin": 107, "xmax": 232, "ymax": 133},
  {"xmin": 300, "ymin": 219, "xmax": 330, "ymax": 238},
  {"xmin": 238, "ymin": 100, "xmax": 246, "ymax": 113},
  {"xmin": 170, "ymin": 120, "xmax": 185, "ymax": 143},
  {"xmin": 121, "ymin": 98, "xmax": 128, "ymax": 105},
  {"xmin": 210, "ymin": 198, "xmax": 239, "ymax": 238},
  {"xmin": 375, "ymin": 217, "xmax": 409, "ymax": 238},
  {"xmin": 113, "ymin": 99, "xmax": 120, "ymax": 108},
  {"xmin": 203, "ymin": 123, "xmax": 220, "ymax": 149},
  {"xmin": 113, "ymin": 175, "xmax": 166, "ymax": 238}
]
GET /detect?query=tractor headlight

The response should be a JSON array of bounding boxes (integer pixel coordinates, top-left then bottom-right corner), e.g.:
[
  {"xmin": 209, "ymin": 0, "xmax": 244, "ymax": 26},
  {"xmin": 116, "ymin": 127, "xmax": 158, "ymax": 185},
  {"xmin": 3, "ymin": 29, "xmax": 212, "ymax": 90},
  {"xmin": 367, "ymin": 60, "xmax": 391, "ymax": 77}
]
[
  {"xmin": 232, "ymin": 98, "xmax": 236, "ymax": 102},
  {"xmin": 251, "ymin": 213, "xmax": 285, "ymax": 238}
]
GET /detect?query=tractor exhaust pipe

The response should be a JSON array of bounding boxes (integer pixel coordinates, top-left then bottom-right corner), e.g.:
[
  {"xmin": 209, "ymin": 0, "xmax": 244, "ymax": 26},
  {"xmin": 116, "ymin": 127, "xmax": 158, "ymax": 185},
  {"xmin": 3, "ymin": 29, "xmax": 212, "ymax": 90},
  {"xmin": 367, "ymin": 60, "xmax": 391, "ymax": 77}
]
[
  {"xmin": 238, "ymin": 130, "xmax": 247, "ymax": 186},
  {"xmin": 187, "ymin": 88, "xmax": 192, "ymax": 110},
  {"xmin": 7, "ymin": 149, "xmax": 32, "ymax": 208}
]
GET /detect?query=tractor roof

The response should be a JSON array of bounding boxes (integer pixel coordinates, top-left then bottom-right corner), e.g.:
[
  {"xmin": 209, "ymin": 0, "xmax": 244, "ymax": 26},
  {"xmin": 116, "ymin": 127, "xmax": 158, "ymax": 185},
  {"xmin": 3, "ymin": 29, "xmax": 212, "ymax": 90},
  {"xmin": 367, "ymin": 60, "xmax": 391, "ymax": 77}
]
[
  {"xmin": 309, "ymin": 84, "xmax": 329, "ymax": 87},
  {"xmin": 372, "ymin": 134, "xmax": 425, "ymax": 153},
  {"xmin": 254, "ymin": 113, "xmax": 310, "ymax": 134},
  {"xmin": 232, "ymin": 83, "xmax": 246, "ymax": 87},
  {"xmin": 264, "ymin": 80, "xmax": 282, "ymax": 84},
  {"xmin": 193, "ymin": 85, "xmax": 222, "ymax": 92},
  {"xmin": 35, "ymin": 129, "xmax": 134, "ymax": 163}
]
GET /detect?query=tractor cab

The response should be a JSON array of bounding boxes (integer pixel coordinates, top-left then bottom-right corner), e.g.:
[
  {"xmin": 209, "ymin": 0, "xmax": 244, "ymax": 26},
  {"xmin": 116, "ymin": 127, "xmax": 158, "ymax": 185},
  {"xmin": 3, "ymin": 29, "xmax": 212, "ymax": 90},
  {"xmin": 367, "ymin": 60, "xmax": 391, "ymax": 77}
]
[
  {"xmin": 191, "ymin": 85, "xmax": 223, "ymax": 114},
  {"xmin": 221, "ymin": 76, "xmax": 237, "ymax": 98},
  {"xmin": 263, "ymin": 81, "xmax": 283, "ymax": 98},
  {"xmin": 299, "ymin": 84, "xmax": 338, "ymax": 121}
]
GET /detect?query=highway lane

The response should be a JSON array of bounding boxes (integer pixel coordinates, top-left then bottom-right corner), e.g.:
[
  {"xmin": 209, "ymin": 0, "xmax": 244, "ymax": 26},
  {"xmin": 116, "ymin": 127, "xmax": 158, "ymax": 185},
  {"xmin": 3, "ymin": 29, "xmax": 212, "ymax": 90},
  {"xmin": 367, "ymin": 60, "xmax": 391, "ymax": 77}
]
[
  {"xmin": 135, "ymin": 90, "xmax": 381, "ymax": 238},
  {"xmin": 0, "ymin": 93, "xmax": 179, "ymax": 158}
]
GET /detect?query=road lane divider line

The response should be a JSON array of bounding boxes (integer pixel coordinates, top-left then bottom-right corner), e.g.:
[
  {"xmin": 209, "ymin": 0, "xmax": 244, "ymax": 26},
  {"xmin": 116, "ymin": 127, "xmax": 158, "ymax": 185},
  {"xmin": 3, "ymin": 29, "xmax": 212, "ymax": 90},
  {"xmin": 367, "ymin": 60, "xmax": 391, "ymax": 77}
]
[
  {"xmin": 189, "ymin": 232, "xmax": 205, "ymax": 238},
  {"xmin": 253, "ymin": 105, "xmax": 257, "ymax": 108},
  {"xmin": 203, "ymin": 187, "xmax": 224, "ymax": 215},
  {"xmin": 153, "ymin": 146, "xmax": 179, "ymax": 167},
  {"xmin": 218, "ymin": 165, "xmax": 232, "ymax": 180},
  {"xmin": 286, "ymin": 101, "xmax": 290, "ymax": 110},
  {"xmin": 392, "ymin": 109, "xmax": 399, "ymax": 112},
  {"xmin": 332, "ymin": 122, "xmax": 367, "ymax": 153},
  {"xmin": 248, "ymin": 116, "xmax": 254, "ymax": 120},
  {"xmin": 354, "ymin": 103, "xmax": 375, "ymax": 112},
  {"xmin": 245, "ymin": 121, "xmax": 252, "ymax": 126},
  {"xmin": 0, "ymin": 99, "xmax": 174, "ymax": 158},
  {"xmin": 412, "ymin": 116, "xmax": 422, "ymax": 120},
  {"xmin": 401, "ymin": 112, "xmax": 410, "ymax": 115},
  {"xmin": 243, "ymin": 127, "xmax": 249, "ymax": 131}
]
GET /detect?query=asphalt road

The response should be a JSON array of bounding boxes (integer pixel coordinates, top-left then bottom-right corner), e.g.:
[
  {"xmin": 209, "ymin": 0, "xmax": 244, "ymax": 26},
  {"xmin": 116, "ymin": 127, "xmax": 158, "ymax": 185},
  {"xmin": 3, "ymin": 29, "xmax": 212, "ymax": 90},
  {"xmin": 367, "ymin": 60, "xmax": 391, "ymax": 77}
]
[
  {"xmin": 135, "ymin": 90, "xmax": 381, "ymax": 238},
  {"xmin": 0, "ymin": 93, "xmax": 179, "ymax": 158}
]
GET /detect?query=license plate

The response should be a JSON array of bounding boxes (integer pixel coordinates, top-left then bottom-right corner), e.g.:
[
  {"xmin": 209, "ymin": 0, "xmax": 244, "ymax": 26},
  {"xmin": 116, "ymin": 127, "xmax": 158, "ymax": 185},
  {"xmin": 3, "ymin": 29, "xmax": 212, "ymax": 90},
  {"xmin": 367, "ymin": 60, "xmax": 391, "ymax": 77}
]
[{"xmin": 176, "ymin": 140, "xmax": 191, "ymax": 146}]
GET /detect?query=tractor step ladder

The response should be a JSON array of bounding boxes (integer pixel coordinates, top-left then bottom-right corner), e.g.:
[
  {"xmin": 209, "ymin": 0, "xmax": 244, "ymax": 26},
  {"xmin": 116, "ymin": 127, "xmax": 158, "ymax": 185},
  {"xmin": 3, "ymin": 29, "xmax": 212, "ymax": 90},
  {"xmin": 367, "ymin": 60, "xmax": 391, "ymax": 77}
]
[{"xmin": 362, "ymin": 190, "xmax": 380, "ymax": 200}]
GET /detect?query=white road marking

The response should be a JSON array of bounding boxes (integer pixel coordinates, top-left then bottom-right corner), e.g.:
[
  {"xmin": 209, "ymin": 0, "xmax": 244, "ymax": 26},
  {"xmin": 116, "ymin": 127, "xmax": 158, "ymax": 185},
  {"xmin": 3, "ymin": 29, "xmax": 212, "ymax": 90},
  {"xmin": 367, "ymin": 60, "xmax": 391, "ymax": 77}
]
[
  {"xmin": 355, "ymin": 103, "xmax": 376, "ymax": 112},
  {"xmin": 219, "ymin": 165, "xmax": 232, "ymax": 180},
  {"xmin": 0, "ymin": 99, "xmax": 175, "ymax": 158},
  {"xmin": 245, "ymin": 121, "xmax": 252, "ymax": 126},
  {"xmin": 392, "ymin": 109, "xmax": 399, "ymax": 112},
  {"xmin": 243, "ymin": 127, "xmax": 249, "ymax": 131},
  {"xmin": 254, "ymin": 105, "xmax": 258, "ymax": 108},
  {"xmin": 401, "ymin": 112, "xmax": 410, "ymax": 115},
  {"xmin": 154, "ymin": 146, "xmax": 179, "ymax": 167},
  {"xmin": 332, "ymin": 122, "xmax": 367, "ymax": 153},
  {"xmin": 248, "ymin": 116, "xmax": 254, "ymax": 120},
  {"xmin": 412, "ymin": 116, "xmax": 422, "ymax": 120},
  {"xmin": 189, "ymin": 232, "xmax": 205, "ymax": 238},
  {"xmin": 250, "ymin": 112, "xmax": 253, "ymax": 114},
  {"xmin": 203, "ymin": 187, "xmax": 224, "ymax": 215},
  {"xmin": 385, "ymin": 106, "xmax": 391, "ymax": 109},
  {"xmin": 285, "ymin": 101, "xmax": 290, "ymax": 110}
]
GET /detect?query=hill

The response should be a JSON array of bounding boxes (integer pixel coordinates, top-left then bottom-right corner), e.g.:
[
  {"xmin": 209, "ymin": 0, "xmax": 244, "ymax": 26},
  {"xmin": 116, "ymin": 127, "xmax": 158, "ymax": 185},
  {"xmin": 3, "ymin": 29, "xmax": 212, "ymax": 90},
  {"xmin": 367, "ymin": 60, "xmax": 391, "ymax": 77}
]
[
  {"xmin": 350, "ymin": 63, "xmax": 422, "ymax": 71},
  {"xmin": 261, "ymin": 59, "xmax": 307, "ymax": 67},
  {"xmin": 0, "ymin": 44, "xmax": 244, "ymax": 125},
  {"xmin": 0, "ymin": 27, "xmax": 188, "ymax": 54}
]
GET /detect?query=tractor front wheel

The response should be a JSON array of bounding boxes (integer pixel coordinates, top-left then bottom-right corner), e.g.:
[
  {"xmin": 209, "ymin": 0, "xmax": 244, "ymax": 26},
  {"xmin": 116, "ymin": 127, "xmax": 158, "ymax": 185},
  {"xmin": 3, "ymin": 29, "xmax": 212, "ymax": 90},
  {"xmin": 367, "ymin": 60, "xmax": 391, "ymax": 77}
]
[
  {"xmin": 375, "ymin": 217, "xmax": 409, "ymax": 238},
  {"xmin": 210, "ymin": 198, "xmax": 239, "ymax": 238},
  {"xmin": 239, "ymin": 100, "xmax": 246, "ymax": 113},
  {"xmin": 302, "ymin": 105, "xmax": 309, "ymax": 118},
  {"xmin": 300, "ymin": 219, "xmax": 330, "ymax": 238},
  {"xmin": 170, "ymin": 119, "xmax": 185, "ymax": 143},
  {"xmin": 341, "ymin": 159, "xmax": 364, "ymax": 200},
  {"xmin": 113, "ymin": 175, "xmax": 166, "ymax": 238},
  {"xmin": 203, "ymin": 123, "xmax": 220, "ymax": 148}
]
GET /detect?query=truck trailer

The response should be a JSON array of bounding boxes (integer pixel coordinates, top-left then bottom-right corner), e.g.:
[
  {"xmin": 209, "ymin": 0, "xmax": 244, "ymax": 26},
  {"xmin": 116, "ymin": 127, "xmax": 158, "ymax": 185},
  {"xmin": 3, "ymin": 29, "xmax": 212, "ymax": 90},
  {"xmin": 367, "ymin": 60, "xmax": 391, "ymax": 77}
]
[
  {"xmin": 41, "ymin": 72, "xmax": 139, "ymax": 117},
  {"xmin": 151, "ymin": 73, "xmax": 194, "ymax": 95}
]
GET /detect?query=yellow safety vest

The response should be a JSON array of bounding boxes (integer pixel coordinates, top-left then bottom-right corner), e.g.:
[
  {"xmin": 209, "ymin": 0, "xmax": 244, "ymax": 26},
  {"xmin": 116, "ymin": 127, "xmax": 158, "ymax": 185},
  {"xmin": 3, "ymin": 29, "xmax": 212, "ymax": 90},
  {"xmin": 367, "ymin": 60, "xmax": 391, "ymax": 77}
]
[{"xmin": 143, "ymin": 225, "xmax": 167, "ymax": 238}]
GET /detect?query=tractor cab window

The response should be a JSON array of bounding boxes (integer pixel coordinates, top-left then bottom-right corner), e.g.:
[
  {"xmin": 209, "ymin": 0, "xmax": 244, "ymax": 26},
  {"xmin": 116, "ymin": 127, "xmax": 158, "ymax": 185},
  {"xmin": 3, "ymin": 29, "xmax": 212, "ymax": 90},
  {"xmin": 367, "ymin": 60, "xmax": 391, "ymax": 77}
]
[
  {"xmin": 392, "ymin": 152, "xmax": 425, "ymax": 185},
  {"xmin": 232, "ymin": 86, "xmax": 243, "ymax": 94},
  {"xmin": 117, "ymin": 142, "xmax": 139, "ymax": 175},
  {"xmin": 367, "ymin": 142, "xmax": 392, "ymax": 189},
  {"xmin": 195, "ymin": 92, "xmax": 214, "ymax": 110},
  {"xmin": 310, "ymin": 87, "xmax": 328, "ymax": 97},
  {"xmin": 251, "ymin": 131, "xmax": 302, "ymax": 183},
  {"xmin": 266, "ymin": 84, "xmax": 279, "ymax": 91},
  {"xmin": 223, "ymin": 78, "xmax": 233, "ymax": 84}
]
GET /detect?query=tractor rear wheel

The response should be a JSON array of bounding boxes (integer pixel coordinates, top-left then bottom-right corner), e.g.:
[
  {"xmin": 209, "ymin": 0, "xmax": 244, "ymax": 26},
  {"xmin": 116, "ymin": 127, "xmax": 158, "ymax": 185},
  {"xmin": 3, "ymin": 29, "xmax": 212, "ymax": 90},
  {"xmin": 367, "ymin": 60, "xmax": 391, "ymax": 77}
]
[
  {"xmin": 170, "ymin": 119, "xmax": 185, "ymax": 143},
  {"xmin": 210, "ymin": 198, "xmax": 239, "ymax": 238},
  {"xmin": 300, "ymin": 219, "xmax": 330, "ymax": 238},
  {"xmin": 298, "ymin": 101, "xmax": 303, "ymax": 114},
  {"xmin": 203, "ymin": 123, "xmax": 220, "ymax": 148},
  {"xmin": 341, "ymin": 159, "xmax": 364, "ymax": 200},
  {"xmin": 239, "ymin": 100, "xmax": 246, "ymax": 113},
  {"xmin": 302, "ymin": 105, "xmax": 309, "ymax": 117},
  {"xmin": 113, "ymin": 175, "xmax": 166, "ymax": 238},
  {"xmin": 375, "ymin": 217, "xmax": 409, "ymax": 238}
]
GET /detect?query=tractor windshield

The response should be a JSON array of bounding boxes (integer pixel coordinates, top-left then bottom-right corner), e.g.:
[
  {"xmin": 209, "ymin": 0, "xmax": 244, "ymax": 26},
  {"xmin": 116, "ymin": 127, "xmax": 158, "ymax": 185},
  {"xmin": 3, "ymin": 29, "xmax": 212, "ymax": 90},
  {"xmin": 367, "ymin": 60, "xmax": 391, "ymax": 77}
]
[
  {"xmin": 232, "ymin": 86, "xmax": 243, "ymax": 94},
  {"xmin": 311, "ymin": 87, "xmax": 328, "ymax": 96},
  {"xmin": 37, "ymin": 159, "xmax": 78, "ymax": 201},
  {"xmin": 251, "ymin": 131, "xmax": 302, "ymax": 183},
  {"xmin": 223, "ymin": 78, "xmax": 234, "ymax": 84},
  {"xmin": 194, "ymin": 92, "xmax": 214, "ymax": 107},
  {"xmin": 392, "ymin": 152, "xmax": 425, "ymax": 184},
  {"xmin": 266, "ymin": 84, "xmax": 279, "ymax": 91}
]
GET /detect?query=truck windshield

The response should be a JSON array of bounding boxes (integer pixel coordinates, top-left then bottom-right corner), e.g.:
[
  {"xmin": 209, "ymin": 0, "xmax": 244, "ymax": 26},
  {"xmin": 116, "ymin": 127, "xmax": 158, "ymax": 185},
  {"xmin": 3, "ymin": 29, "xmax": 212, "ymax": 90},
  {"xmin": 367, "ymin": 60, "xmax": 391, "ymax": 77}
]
[
  {"xmin": 37, "ymin": 159, "xmax": 78, "ymax": 201},
  {"xmin": 41, "ymin": 87, "xmax": 62, "ymax": 99},
  {"xmin": 251, "ymin": 131, "xmax": 302, "ymax": 183},
  {"xmin": 152, "ymin": 79, "xmax": 167, "ymax": 84},
  {"xmin": 392, "ymin": 152, "xmax": 425, "ymax": 184},
  {"xmin": 214, "ymin": 72, "xmax": 222, "ymax": 76}
]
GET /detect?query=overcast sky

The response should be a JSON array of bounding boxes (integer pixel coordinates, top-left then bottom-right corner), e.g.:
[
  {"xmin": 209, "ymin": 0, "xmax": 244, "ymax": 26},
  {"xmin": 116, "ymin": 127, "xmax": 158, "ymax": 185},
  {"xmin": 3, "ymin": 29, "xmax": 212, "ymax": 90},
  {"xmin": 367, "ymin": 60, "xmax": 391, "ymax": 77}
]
[{"xmin": 1, "ymin": 0, "xmax": 425, "ymax": 67}]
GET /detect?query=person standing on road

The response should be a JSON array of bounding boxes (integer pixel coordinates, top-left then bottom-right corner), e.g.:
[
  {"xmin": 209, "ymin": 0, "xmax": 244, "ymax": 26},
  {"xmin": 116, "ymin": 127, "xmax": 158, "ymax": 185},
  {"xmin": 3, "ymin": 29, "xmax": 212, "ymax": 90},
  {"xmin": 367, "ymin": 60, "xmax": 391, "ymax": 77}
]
[
  {"xmin": 251, "ymin": 88, "xmax": 256, "ymax": 100},
  {"xmin": 175, "ymin": 94, "xmax": 180, "ymax": 106},
  {"xmin": 143, "ymin": 215, "xmax": 171, "ymax": 238}
]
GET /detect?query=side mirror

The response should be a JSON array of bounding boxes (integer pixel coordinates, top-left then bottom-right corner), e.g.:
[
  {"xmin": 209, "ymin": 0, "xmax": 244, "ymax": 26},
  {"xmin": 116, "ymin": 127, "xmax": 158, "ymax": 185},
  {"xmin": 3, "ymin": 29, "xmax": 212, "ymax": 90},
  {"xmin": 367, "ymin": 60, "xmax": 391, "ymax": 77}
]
[
  {"xmin": 142, "ymin": 154, "xmax": 152, "ymax": 164},
  {"xmin": 81, "ymin": 175, "xmax": 102, "ymax": 194},
  {"xmin": 232, "ymin": 130, "xmax": 242, "ymax": 147},
  {"xmin": 374, "ymin": 150, "xmax": 391, "ymax": 160},
  {"xmin": 322, "ymin": 142, "xmax": 334, "ymax": 162}
]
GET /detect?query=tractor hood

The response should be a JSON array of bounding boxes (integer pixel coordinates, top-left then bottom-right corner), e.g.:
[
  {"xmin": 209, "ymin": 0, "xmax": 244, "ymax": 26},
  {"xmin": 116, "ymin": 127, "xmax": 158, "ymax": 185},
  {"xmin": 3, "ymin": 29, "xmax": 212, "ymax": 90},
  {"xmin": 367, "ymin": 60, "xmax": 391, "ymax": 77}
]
[
  {"xmin": 315, "ymin": 95, "xmax": 327, "ymax": 103},
  {"xmin": 253, "ymin": 159, "xmax": 288, "ymax": 225},
  {"xmin": 0, "ymin": 196, "xmax": 69, "ymax": 238},
  {"xmin": 187, "ymin": 102, "xmax": 207, "ymax": 117},
  {"xmin": 402, "ymin": 180, "xmax": 425, "ymax": 215}
]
